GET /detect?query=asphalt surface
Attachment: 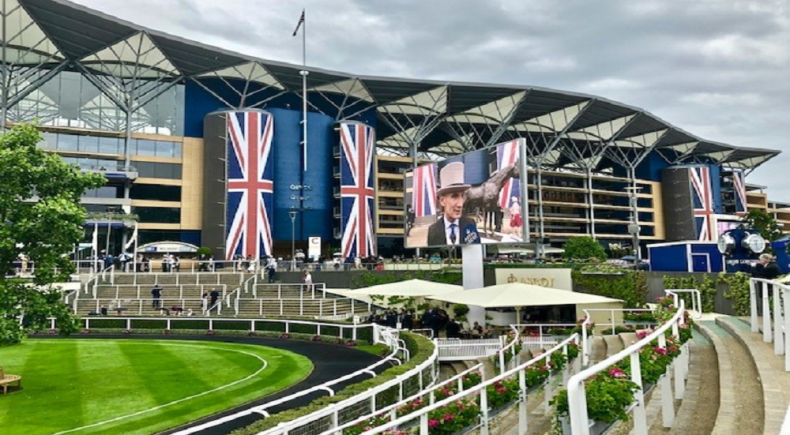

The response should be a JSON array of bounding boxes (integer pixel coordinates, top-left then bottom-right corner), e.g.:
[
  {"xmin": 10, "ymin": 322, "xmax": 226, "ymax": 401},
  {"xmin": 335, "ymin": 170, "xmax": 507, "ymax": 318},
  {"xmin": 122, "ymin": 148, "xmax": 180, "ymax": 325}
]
[{"xmin": 30, "ymin": 334, "xmax": 387, "ymax": 435}]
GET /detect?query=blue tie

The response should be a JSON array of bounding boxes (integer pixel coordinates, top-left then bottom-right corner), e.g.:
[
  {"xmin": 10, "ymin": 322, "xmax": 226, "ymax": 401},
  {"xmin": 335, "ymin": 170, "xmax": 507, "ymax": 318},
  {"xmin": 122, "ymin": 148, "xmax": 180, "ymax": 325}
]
[{"xmin": 449, "ymin": 223, "xmax": 457, "ymax": 244}]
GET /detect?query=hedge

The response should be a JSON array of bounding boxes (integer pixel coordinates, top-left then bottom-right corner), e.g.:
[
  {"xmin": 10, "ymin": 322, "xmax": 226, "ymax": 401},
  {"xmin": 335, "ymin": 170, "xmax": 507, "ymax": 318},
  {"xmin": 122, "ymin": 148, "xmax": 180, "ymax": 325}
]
[{"xmin": 229, "ymin": 332, "xmax": 435, "ymax": 435}]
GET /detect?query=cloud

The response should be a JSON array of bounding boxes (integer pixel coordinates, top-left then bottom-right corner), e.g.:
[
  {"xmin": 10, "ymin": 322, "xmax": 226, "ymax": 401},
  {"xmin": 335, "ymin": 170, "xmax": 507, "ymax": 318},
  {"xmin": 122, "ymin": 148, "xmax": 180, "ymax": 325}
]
[{"xmin": 67, "ymin": 0, "xmax": 790, "ymax": 199}]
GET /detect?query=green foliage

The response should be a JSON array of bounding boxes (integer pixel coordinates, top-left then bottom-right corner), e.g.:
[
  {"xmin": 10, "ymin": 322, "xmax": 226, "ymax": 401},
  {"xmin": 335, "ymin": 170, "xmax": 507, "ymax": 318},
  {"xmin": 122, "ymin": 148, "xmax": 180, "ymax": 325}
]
[
  {"xmin": 452, "ymin": 304, "xmax": 470, "ymax": 317},
  {"xmin": 196, "ymin": 247, "xmax": 212, "ymax": 256},
  {"xmin": 0, "ymin": 124, "xmax": 105, "ymax": 345},
  {"xmin": 562, "ymin": 236, "xmax": 607, "ymax": 261},
  {"xmin": 572, "ymin": 270, "xmax": 647, "ymax": 308},
  {"xmin": 742, "ymin": 209, "xmax": 784, "ymax": 247},
  {"xmin": 720, "ymin": 272, "xmax": 752, "ymax": 316},
  {"xmin": 662, "ymin": 274, "xmax": 717, "ymax": 312}
]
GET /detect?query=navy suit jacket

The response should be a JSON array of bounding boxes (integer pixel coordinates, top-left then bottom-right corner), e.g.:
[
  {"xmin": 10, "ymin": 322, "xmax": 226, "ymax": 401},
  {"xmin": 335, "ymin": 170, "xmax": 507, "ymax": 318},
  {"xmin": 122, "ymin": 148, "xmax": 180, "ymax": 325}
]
[{"xmin": 426, "ymin": 216, "xmax": 480, "ymax": 246}]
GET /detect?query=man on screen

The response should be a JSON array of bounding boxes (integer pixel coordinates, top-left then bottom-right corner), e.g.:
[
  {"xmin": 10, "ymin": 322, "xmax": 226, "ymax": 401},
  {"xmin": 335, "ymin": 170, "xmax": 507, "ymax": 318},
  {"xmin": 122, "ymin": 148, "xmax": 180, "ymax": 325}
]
[{"xmin": 427, "ymin": 162, "xmax": 480, "ymax": 246}]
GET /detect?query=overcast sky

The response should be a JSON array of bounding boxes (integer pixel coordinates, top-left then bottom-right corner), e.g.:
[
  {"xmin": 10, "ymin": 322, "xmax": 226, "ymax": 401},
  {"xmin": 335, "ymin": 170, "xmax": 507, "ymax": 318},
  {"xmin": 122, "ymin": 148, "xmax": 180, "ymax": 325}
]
[{"xmin": 71, "ymin": 0, "xmax": 789, "ymax": 199}]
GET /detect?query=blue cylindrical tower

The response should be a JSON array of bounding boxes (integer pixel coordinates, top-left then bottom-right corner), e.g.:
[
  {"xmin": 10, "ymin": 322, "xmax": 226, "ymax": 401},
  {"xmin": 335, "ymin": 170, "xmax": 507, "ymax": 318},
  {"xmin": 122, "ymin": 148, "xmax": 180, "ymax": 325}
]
[
  {"xmin": 302, "ymin": 112, "xmax": 334, "ymax": 241},
  {"xmin": 270, "ymin": 108, "xmax": 302, "ymax": 242}
]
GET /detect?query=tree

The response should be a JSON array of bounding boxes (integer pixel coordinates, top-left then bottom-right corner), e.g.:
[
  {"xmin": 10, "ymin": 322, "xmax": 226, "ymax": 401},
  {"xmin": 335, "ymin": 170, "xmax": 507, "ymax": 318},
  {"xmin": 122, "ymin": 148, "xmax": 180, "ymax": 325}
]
[
  {"xmin": 741, "ymin": 209, "xmax": 784, "ymax": 245},
  {"xmin": 0, "ymin": 124, "xmax": 105, "ymax": 345},
  {"xmin": 562, "ymin": 236, "xmax": 607, "ymax": 261}
]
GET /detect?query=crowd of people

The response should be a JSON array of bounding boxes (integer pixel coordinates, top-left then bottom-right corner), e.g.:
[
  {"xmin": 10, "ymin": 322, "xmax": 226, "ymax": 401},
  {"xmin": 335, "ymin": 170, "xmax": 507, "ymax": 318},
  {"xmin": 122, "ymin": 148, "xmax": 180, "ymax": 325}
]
[{"xmin": 365, "ymin": 307, "xmax": 498, "ymax": 339}]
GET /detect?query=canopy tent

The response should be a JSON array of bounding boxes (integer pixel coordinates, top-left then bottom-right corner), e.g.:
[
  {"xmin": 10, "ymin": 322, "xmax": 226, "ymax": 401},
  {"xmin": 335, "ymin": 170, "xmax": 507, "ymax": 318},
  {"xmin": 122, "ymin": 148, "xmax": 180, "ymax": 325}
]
[
  {"xmin": 428, "ymin": 283, "xmax": 622, "ymax": 307},
  {"xmin": 350, "ymin": 279, "xmax": 462, "ymax": 297}
]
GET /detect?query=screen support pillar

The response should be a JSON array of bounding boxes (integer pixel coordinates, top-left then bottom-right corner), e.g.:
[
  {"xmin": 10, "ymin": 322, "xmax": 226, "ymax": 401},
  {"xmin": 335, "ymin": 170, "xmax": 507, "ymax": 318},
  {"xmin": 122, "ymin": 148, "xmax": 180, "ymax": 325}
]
[{"xmin": 462, "ymin": 244, "xmax": 485, "ymax": 328}]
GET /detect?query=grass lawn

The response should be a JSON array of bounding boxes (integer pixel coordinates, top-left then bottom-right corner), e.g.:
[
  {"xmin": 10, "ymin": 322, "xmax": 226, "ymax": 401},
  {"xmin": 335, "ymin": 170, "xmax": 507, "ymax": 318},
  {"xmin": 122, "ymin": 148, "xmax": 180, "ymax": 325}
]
[{"xmin": 0, "ymin": 339, "xmax": 313, "ymax": 435}]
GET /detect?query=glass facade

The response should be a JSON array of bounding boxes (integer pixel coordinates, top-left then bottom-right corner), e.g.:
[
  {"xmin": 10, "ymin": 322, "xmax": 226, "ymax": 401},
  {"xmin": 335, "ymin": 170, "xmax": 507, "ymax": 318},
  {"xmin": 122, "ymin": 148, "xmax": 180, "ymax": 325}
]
[
  {"xmin": 132, "ymin": 206, "xmax": 181, "ymax": 224},
  {"xmin": 132, "ymin": 161, "xmax": 182, "ymax": 179},
  {"xmin": 8, "ymin": 70, "xmax": 185, "ymax": 136},
  {"xmin": 130, "ymin": 184, "xmax": 182, "ymax": 201},
  {"xmin": 38, "ymin": 132, "xmax": 182, "ymax": 159}
]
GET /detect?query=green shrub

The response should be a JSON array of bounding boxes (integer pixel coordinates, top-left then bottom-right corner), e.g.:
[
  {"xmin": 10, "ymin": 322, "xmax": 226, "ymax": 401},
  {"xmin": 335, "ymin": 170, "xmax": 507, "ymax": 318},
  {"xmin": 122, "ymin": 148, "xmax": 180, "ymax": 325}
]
[{"xmin": 563, "ymin": 236, "xmax": 607, "ymax": 261}]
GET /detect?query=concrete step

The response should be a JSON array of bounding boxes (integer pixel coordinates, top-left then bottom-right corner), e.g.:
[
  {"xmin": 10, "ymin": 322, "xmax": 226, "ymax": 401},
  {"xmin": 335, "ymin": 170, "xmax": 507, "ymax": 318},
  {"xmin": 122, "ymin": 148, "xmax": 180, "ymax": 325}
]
[
  {"xmin": 589, "ymin": 336, "xmax": 607, "ymax": 364},
  {"xmin": 667, "ymin": 335, "xmax": 718, "ymax": 435},
  {"xmin": 696, "ymin": 318, "xmax": 765, "ymax": 435},
  {"xmin": 602, "ymin": 334, "xmax": 624, "ymax": 358},
  {"xmin": 716, "ymin": 315, "xmax": 789, "ymax": 435}
]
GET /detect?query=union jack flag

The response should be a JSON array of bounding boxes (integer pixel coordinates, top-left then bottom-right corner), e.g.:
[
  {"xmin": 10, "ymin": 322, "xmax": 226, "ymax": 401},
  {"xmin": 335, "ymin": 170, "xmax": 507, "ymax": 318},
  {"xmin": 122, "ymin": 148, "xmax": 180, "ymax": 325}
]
[
  {"xmin": 412, "ymin": 163, "xmax": 437, "ymax": 218},
  {"xmin": 225, "ymin": 111, "xmax": 274, "ymax": 260},
  {"xmin": 732, "ymin": 170, "xmax": 747, "ymax": 216},
  {"xmin": 496, "ymin": 139, "xmax": 522, "ymax": 209},
  {"xmin": 339, "ymin": 122, "xmax": 376, "ymax": 258},
  {"xmin": 690, "ymin": 166, "xmax": 714, "ymax": 241}
]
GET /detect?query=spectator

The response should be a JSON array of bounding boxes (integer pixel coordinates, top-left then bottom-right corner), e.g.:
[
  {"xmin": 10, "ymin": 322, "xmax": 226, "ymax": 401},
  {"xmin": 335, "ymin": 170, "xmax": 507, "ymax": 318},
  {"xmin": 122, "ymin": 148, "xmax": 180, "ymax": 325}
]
[
  {"xmin": 446, "ymin": 318, "xmax": 461, "ymax": 338},
  {"xmin": 302, "ymin": 270, "xmax": 313, "ymax": 293},
  {"xmin": 471, "ymin": 321, "xmax": 483, "ymax": 336},
  {"xmin": 201, "ymin": 291, "xmax": 208, "ymax": 314},
  {"xmin": 151, "ymin": 284, "xmax": 163, "ymax": 308},
  {"xmin": 186, "ymin": 308, "xmax": 194, "ymax": 317},
  {"xmin": 209, "ymin": 288, "xmax": 220, "ymax": 312},
  {"xmin": 752, "ymin": 253, "xmax": 782, "ymax": 279},
  {"xmin": 266, "ymin": 259, "xmax": 277, "ymax": 283}
]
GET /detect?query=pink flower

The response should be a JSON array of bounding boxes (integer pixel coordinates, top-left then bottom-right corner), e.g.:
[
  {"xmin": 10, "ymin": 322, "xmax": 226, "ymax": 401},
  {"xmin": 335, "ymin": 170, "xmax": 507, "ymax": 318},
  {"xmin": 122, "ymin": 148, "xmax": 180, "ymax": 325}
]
[
  {"xmin": 428, "ymin": 419, "xmax": 440, "ymax": 428},
  {"xmin": 653, "ymin": 346, "xmax": 667, "ymax": 355},
  {"xmin": 497, "ymin": 387, "xmax": 506, "ymax": 393},
  {"xmin": 609, "ymin": 368, "xmax": 626, "ymax": 378},
  {"xmin": 443, "ymin": 414, "xmax": 454, "ymax": 421},
  {"xmin": 636, "ymin": 330, "xmax": 649, "ymax": 339}
]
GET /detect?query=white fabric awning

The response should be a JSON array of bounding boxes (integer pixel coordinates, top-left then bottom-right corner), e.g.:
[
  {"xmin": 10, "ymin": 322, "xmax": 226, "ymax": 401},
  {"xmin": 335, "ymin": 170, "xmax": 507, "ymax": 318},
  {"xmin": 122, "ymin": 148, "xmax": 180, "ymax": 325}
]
[
  {"xmin": 350, "ymin": 279, "xmax": 462, "ymax": 297},
  {"xmin": 428, "ymin": 283, "xmax": 622, "ymax": 308}
]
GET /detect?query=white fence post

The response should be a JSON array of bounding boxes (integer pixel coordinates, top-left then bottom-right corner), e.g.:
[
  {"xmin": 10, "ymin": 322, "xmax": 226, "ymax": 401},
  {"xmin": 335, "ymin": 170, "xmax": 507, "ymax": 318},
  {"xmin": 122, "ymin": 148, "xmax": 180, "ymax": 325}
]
[
  {"xmin": 750, "ymin": 279, "xmax": 759, "ymax": 332},
  {"xmin": 764, "ymin": 281, "xmax": 773, "ymax": 343},
  {"xmin": 775, "ymin": 285, "xmax": 785, "ymax": 355}
]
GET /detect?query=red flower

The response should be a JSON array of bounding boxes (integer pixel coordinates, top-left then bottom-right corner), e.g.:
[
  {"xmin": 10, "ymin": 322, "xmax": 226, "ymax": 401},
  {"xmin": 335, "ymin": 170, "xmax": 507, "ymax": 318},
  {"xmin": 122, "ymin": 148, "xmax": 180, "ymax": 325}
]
[
  {"xmin": 428, "ymin": 419, "xmax": 440, "ymax": 428},
  {"xmin": 443, "ymin": 413, "xmax": 454, "ymax": 421}
]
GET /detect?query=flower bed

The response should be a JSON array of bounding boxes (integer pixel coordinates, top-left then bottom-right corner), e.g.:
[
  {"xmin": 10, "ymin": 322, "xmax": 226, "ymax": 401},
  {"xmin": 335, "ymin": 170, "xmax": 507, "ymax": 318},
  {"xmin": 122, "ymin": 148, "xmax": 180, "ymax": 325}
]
[{"xmin": 551, "ymin": 300, "xmax": 692, "ymax": 432}]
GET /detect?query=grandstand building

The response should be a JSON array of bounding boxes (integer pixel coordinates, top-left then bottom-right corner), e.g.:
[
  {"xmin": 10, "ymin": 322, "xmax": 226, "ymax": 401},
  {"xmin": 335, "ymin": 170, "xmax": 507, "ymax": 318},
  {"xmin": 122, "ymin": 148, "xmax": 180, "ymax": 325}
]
[{"xmin": 1, "ymin": 0, "xmax": 783, "ymax": 258}]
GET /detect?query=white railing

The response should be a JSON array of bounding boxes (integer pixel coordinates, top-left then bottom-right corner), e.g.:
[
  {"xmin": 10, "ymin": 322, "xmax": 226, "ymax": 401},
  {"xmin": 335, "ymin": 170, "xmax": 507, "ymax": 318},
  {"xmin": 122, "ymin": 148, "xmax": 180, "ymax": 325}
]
[
  {"xmin": 90, "ymin": 284, "xmax": 228, "ymax": 300},
  {"xmin": 55, "ymin": 316, "xmax": 373, "ymax": 344},
  {"xmin": 255, "ymin": 328, "xmax": 436, "ymax": 435},
  {"xmin": 492, "ymin": 325, "xmax": 520, "ymax": 373},
  {"xmin": 251, "ymin": 282, "xmax": 327, "ymax": 298},
  {"xmin": 566, "ymin": 301, "xmax": 689, "ymax": 435},
  {"xmin": 341, "ymin": 333, "xmax": 580, "ymax": 435},
  {"xmin": 123, "ymin": 271, "xmax": 244, "ymax": 286},
  {"xmin": 516, "ymin": 323, "xmax": 577, "ymax": 349},
  {"xmin": 326, "ymin": 362, "xmax": 484, "ymax": 435},
  {"xmin": 78, "ymin": 298, "xmax": 215, "ymax": 316},
  {"xmin": 664, "ymin": 288, "xmax": 703, "ymax": 319},
  {"xmin": 436, "ymin": 337, "xmax": 503, "ymax": 361},
  {"xmin": 750, "ymin": 278, "xmax": 790, "ymax": 370},
  {"xmin": 237, "ymin": 297, "xmax": 371, "ymax": 317},
  {"xmin": 168, "ymin": 326, "xmax": 433, "ymax": 435}
]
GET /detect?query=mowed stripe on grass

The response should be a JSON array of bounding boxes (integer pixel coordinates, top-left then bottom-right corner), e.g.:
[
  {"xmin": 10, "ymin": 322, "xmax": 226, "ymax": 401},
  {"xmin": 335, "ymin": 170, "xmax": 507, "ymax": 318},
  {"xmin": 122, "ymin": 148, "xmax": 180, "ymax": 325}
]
[{"xmin": 0, "ymin": 339, "xmax": 313, "ymax": 435}]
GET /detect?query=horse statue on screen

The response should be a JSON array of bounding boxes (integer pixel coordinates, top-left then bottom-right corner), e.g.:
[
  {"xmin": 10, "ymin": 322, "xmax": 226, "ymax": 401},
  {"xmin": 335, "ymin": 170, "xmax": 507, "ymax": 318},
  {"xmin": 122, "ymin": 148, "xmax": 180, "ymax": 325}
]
[{"xmin": 464, "ymin": 163, "xmax": 520, "ymax": 236}]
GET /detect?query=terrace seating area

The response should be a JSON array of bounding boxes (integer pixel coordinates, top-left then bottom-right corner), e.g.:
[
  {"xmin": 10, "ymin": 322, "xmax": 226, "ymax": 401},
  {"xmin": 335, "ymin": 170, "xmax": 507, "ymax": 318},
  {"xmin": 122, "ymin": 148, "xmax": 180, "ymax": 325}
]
[{"xmin": 72, "ymin": 270, "xmax": 373, "ymax": 320}]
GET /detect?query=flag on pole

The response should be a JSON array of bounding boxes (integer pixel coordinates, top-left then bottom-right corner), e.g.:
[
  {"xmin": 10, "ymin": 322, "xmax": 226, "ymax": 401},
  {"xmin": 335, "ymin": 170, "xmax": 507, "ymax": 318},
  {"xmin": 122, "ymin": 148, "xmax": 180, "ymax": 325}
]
[
  {"xmin": 124, "ymin": 223, "xmax": 138, "ymax": 252},
  {"xmin": 292, "ymin": 9, "xmax": 305, "ymax": 36}
]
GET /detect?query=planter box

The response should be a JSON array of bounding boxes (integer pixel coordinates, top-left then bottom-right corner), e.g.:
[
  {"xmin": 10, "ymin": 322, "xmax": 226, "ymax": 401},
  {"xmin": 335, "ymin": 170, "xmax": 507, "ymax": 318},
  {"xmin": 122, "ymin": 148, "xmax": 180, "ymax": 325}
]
[{"xmin": 558, "ymin": 416, "xmax": 614, "ymax": 435}]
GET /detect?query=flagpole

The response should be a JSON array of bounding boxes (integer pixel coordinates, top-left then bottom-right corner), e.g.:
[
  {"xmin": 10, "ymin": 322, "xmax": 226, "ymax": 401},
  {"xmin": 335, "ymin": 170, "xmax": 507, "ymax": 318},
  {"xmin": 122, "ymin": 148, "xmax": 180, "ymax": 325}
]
[{"xmin": 301, "ymin": 11, "xmax": 308, "ymax": 172}]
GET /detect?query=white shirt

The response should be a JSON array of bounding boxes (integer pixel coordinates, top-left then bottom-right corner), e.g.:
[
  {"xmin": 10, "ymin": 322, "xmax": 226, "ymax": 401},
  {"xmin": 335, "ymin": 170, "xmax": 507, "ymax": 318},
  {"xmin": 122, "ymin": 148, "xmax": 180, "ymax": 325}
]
[{"xmin": 444, "ymin": 218, "xmax": 460, "ymax": 245}]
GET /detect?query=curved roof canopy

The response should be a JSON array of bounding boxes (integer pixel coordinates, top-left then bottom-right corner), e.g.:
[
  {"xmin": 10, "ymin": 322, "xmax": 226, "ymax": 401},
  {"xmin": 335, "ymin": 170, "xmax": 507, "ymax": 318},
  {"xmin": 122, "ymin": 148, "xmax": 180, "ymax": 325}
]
[{"xmin": 6, "ymin": 0, "xmax": 779, "ymax": 171}]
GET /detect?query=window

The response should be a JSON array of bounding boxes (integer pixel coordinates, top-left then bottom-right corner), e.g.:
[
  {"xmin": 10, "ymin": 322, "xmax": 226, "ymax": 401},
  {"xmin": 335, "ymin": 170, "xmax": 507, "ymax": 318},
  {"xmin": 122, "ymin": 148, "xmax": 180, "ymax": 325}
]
[
  {"xmin": 57, "ymin": 134, "xmax": 78, "ymax": 151},
  {"xmin": 83, "ymin": 186, "xmax": 122, "ymax": 199},
  {"xmin": 98, "ymin": 137, "xmax": 121, "ymax": 154},
  {"xmin": 130, "ymin": 184, "xmax": 181, "ymax": 202},
  {"xmin": 135, "ymin": 139, "xmax": 157, "ymax": 156},
  {"xmin": 79, "ymin": 135, "xmax": 99, "ymax": 153},
  {"xmin": 133, "ymin": 206, "xmax": 181, "ymax": 224},
  {"xmin": 132, "ymin": 161, "xmax": 182, "ymax": 179}
]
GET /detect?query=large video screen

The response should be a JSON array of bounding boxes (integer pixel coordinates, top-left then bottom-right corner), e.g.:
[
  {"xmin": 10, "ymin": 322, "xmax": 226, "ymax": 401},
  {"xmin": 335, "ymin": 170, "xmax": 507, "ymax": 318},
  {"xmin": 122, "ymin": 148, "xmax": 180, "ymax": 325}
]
[{"xmin": 404, "ymin": 139, "xmax": 528, "ymax": 248}]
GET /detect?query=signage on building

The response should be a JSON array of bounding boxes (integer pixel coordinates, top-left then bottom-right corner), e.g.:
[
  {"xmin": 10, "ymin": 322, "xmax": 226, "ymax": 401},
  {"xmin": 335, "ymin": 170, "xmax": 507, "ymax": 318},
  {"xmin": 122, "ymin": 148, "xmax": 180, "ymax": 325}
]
[
  {"xmin": 308, "ymin": 236, "xmax": 322, "ymax": 261},
  {"xmin": 494, "ymin": 268, "xmax": 572, "ymax": 290}
]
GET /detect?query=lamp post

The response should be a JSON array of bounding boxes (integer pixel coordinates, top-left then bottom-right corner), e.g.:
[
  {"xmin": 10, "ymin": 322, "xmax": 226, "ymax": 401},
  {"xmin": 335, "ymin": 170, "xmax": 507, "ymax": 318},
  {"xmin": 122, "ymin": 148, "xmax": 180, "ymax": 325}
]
[
  {"xmin": 625, "ymin": 186, "xmax": 643, "ymax": 260},
  {"xmin": 289, "ymin": 210, "xmax": 297, "ymax": 271}
]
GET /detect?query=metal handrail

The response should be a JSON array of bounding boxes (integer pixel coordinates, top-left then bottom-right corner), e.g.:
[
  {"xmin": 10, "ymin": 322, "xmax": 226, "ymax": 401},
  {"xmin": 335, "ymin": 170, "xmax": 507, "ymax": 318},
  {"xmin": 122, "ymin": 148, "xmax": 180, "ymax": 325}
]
[
  {"xmin": 749, "ymin": 277, "xmax": 790, "ymax": 370},
  {"xmin": 664, "ymin": 288, "xmax": 702, "ymax": 319},
  {"xmin": 343, "ymin": 333, "xmax": 579, "ymax": 435},
  {"xmin": 170, "ymin": 325, "xmax": 424, "ymax": 435},
  {"xmin": 327, "ymin": 362, "xmax": 484, "ymax": 435},
  {"xmin": 567, "ymin": 301, "xmax": 686, "ymax": 435},
  {"xmin": 495, "ymin": 324, "xmax": 521, "ymax": 373}
]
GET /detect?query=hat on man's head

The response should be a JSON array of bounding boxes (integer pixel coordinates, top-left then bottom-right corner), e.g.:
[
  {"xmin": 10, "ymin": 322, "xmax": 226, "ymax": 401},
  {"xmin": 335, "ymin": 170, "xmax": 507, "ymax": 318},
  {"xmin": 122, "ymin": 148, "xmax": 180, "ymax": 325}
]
[{"xmin": 437, "ymin": 162, "xmax": 470, "ymax": 196}]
